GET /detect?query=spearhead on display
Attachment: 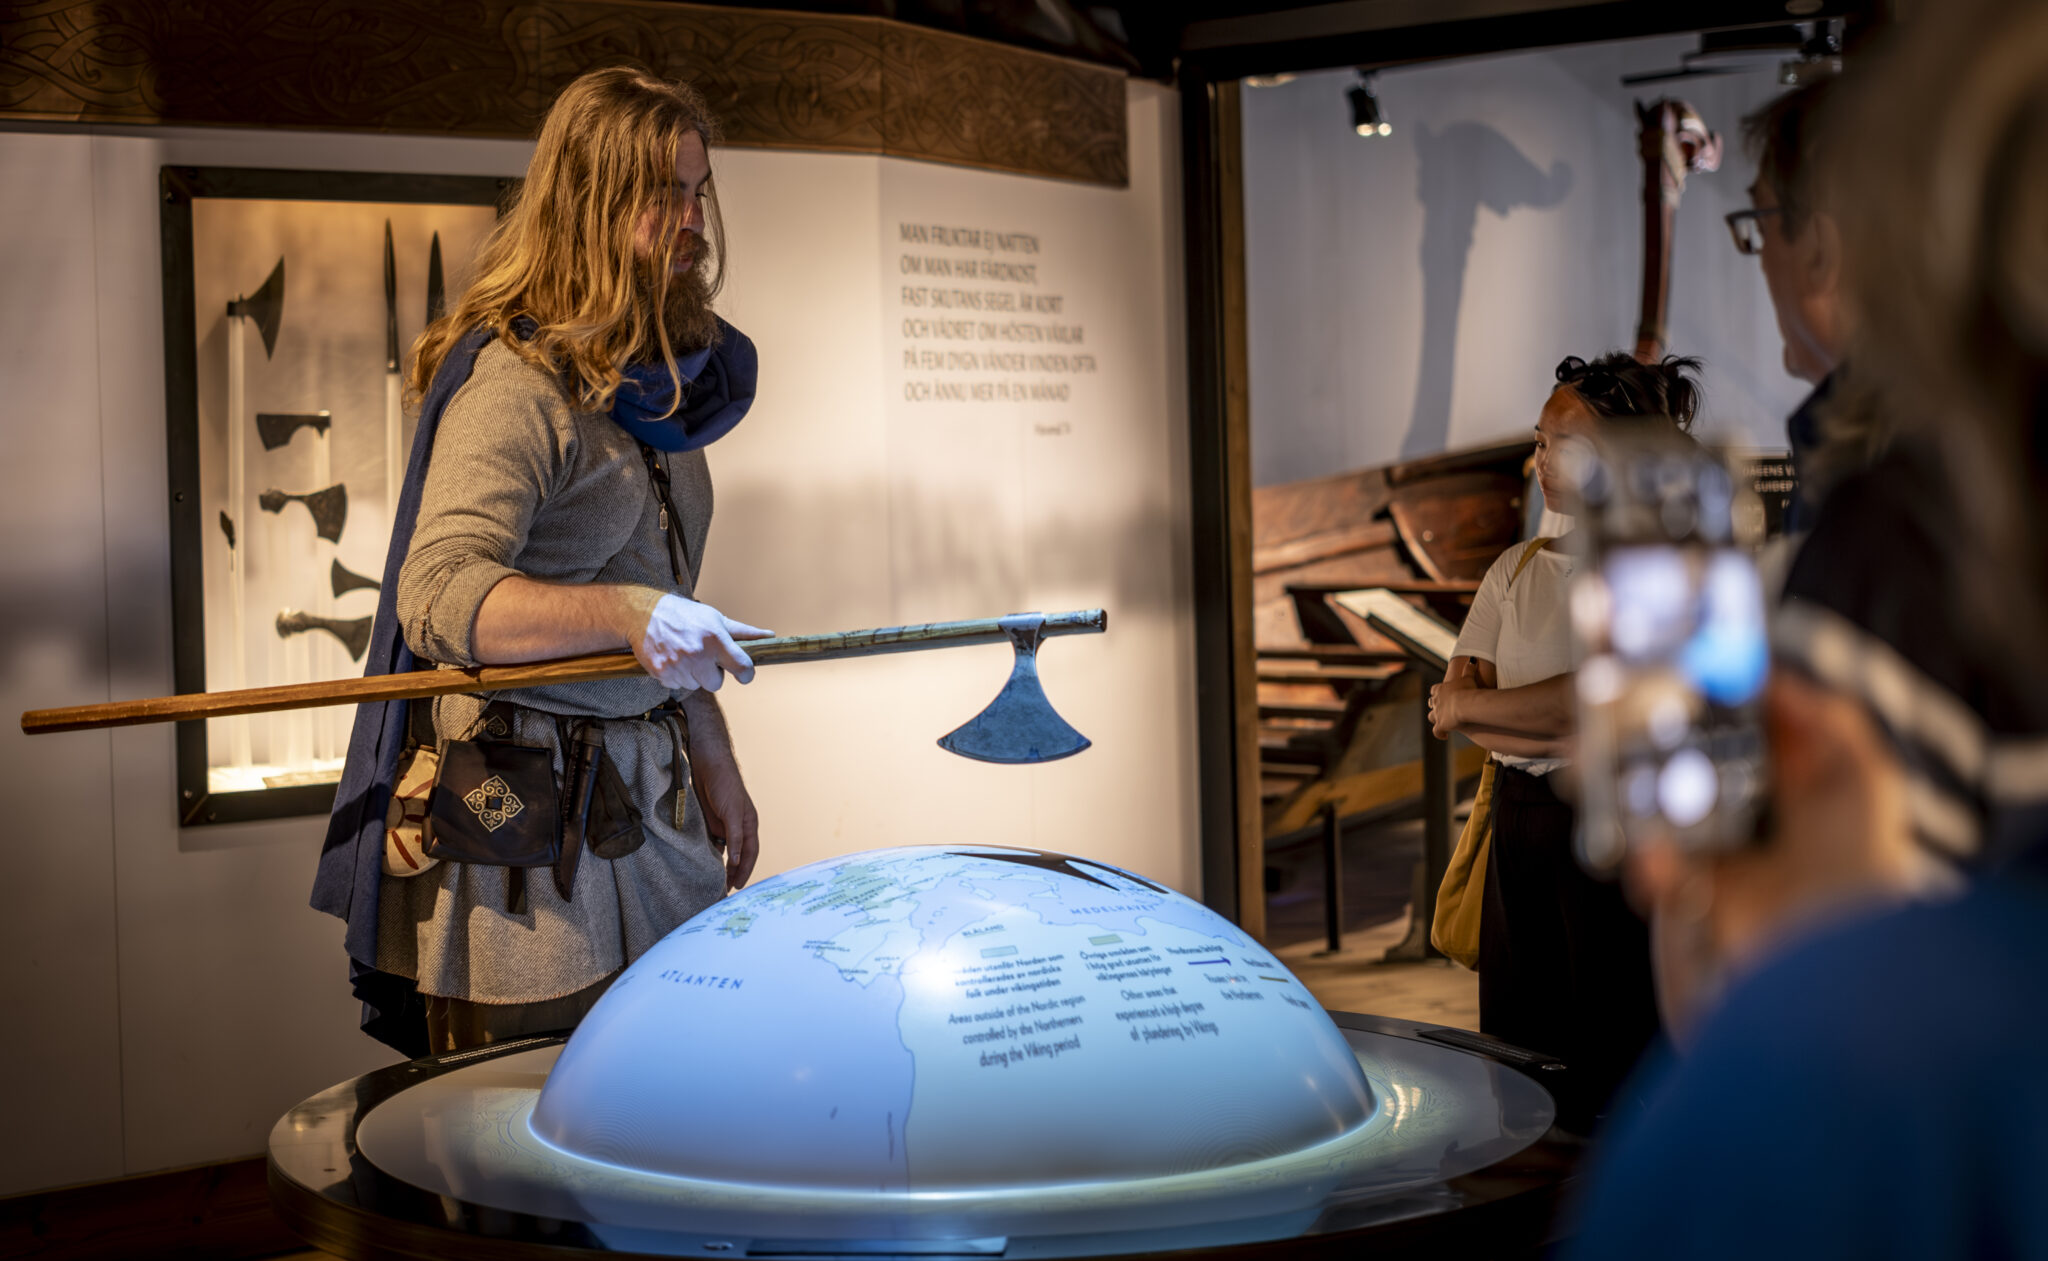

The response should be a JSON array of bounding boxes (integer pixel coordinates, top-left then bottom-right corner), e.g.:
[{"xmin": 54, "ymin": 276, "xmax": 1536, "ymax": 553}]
[
  {"xmin": 383, "ymin": 220, "xmax": 400, "ymax": 373},
  {"xmin": 227, "ymin": 257, "xmax": 286, "ymax": 358},
  {"xmin": 937, "ymin": 612, "xmax": 1098, "ymax": 764},
  {"xmin": 426, "ymin": 231, "xmax": 446, "ymax": 324}
]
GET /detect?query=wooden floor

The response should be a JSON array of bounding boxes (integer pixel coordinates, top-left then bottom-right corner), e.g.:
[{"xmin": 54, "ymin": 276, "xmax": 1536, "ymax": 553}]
[{"xmin": 1276, "ymin": 907, "xmax": 1479, "ymax": 1030}]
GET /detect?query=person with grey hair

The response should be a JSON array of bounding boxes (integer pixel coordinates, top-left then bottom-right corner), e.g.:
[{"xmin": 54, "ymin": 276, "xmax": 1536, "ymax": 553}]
[
  {"xmin": 1728, "ymin": 78, "xmax": 1849, "ymax": 532},
  {"xmin": 1567, "ymin": 0, "xmax": 2048, "ymax": 1252},
  {"xmin": 1737, "ymin": 64, "xmax": 2048, "ymax": 886}
]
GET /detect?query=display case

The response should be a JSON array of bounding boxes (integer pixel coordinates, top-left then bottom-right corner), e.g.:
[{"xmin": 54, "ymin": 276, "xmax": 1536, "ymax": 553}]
[{"xmin": 161, "ymin": 166, "xmax": 505, "ymax": 825}]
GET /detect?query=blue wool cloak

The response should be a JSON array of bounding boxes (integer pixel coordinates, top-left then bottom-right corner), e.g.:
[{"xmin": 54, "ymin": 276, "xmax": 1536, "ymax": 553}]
[{"xmin": 312, "ymin": 320, "xmax": 757, "ymax": 1055}]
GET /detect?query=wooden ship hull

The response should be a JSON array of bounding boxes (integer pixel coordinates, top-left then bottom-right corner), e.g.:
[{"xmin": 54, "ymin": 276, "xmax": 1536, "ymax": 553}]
[{"xmin": 1253, "ymin": 437, "xmax": 1534, "ymax": 839}]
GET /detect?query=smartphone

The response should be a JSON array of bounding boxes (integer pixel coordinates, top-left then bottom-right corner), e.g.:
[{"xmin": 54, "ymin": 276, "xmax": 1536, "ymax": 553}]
[{"xmin": 1565, "ymin": 432, "xmax": 1771, "ymax": 872}]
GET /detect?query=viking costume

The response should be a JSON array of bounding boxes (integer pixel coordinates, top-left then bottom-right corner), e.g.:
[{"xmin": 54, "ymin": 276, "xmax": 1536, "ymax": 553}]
[{"xmin": 315, "ymin": 320, "xmax": 757, "ymax": 1055}]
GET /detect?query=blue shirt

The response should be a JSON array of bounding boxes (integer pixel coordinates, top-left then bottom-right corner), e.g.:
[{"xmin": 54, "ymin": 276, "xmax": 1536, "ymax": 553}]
[
  {"xmin": 1781, "ymin": 371, "xmax": 1834, "ymax": 535},
  {"xmin": 1565, "ymin": 846, "xmax": 2048, "ymax": 1260}
]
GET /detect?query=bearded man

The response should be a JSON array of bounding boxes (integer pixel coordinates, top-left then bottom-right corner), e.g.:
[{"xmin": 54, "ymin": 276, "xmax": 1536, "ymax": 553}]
[{"xmin": 317, "ymin": 67, "xmax": 768, "ymax": 1054}]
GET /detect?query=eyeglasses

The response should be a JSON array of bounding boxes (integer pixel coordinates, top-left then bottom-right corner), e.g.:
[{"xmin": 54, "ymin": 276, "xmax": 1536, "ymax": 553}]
[{"xmin": 1725, "ymin": 207, "xmax": 1783, "ymax": 256}]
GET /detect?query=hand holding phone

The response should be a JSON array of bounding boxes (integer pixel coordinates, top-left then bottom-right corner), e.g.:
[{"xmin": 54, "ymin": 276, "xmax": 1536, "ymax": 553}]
[{"xmin": 1567, "ymin": 433, "xmax": 1770, "ymax": 872}]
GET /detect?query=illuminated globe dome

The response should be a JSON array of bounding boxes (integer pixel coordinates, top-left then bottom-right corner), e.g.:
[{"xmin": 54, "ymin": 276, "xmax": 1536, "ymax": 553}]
[{"xmin": 531, "ymin": 845, "xmax": 1374, "ymax": 1191}]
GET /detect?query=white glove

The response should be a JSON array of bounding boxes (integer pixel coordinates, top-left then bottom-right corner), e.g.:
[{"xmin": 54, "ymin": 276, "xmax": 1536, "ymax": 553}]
[{"xmin": 632, "ymin": 594, "xmax": 770, "ymax": 692}]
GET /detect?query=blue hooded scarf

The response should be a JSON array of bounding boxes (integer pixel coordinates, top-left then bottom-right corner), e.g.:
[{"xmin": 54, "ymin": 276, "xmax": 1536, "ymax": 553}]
[{"xmin": 311, "ymin": 318, "xmax": 757, "ymax": 1055}]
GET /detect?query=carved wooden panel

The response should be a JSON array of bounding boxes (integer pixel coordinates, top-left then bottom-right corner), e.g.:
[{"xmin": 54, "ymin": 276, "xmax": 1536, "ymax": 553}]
[
  {"xmin": 879, "ymin": 22, "xmax": 1127, "ymax": 183},
  {"xmin": 534, "ymin": 3, "xmax": 889, "ymax": 153},
  {"xmin": 0, "ymin": 0, "xmax": 1126, "ymax": 185},
  {"xmin": 2, "ymin": 1, "xmax": 539, "ymax": 134}
]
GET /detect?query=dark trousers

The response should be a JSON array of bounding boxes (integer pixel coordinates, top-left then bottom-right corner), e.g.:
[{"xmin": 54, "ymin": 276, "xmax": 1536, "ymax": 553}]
[
  {"xmin": 423, "ymin": 969, "xmax": 619, "ymax": 1054},
  {"xmin": 1479, "ymin": 765, "xmax": 1660, "ymax": 1129}
]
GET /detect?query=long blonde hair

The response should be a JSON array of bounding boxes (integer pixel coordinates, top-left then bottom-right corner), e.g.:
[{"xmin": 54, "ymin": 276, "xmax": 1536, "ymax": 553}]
[{"xmin": 409, "ymin": 66, "xmax": 728, "ymax": 415}]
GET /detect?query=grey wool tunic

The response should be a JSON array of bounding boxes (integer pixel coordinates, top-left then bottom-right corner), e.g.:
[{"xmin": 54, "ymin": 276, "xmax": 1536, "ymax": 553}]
[{"xmin": 378, "ymin": 338, "xmax": 729, "ymax": 1004}]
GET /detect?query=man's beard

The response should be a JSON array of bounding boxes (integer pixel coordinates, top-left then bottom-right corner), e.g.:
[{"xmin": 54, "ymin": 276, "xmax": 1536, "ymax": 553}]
[{"xmin": 656, "ymin": 258, "xmax": 719, "ymax": 352}]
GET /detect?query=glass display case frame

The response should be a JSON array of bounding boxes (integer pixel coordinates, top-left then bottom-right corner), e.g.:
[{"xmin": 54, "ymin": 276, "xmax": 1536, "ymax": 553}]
[{"xmin": 161, "ymin": 165, "xmax": 508, "ymax": 826}]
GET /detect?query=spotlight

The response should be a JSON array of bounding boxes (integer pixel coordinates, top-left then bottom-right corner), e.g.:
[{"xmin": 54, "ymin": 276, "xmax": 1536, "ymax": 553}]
[
  {"xmin": 1780, "ymin": 20, "xmax": 1843, "ymax": 85},
  {"xmin": 1348, "ymin": 73, "xmax": 1391, "ymax": 137}
]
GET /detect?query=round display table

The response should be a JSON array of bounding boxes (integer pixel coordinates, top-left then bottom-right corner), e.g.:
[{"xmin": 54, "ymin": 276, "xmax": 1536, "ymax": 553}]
[{"xmin": 269, "ymin": 1013, "xmax": 1578, "ymax": 1260}]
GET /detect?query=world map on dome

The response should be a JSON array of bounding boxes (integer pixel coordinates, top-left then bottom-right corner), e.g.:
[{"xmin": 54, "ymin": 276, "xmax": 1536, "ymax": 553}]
[{"xmin": 531, "ymin": 845, "xmax": 1376, "ymax": 1192}]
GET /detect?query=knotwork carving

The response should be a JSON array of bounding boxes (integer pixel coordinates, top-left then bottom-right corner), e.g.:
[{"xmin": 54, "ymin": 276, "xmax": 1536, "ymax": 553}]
[
  {"xmin": 535, "ymin": 6, "xmax": 886, "ymax": 152},
  {"xmin": 881, "ymin": 23, "xmax": 1126, "ymax": 184},
  {"xmin": 0, "ymin": 0, "xmax": 1126, "ymax": 185}
]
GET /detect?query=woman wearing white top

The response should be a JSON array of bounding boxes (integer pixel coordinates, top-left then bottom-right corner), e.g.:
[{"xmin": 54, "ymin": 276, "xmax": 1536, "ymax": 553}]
[{"xmin": 1430, "ymin": 352, "xmax": 1704, "ymax": 1129}]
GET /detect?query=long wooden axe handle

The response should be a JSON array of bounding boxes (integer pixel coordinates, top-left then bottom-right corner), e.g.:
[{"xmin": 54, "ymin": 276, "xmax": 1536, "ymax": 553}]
[{"xmin": 20, "ymin": 609, "xmax": 1108, "ymax": 736}]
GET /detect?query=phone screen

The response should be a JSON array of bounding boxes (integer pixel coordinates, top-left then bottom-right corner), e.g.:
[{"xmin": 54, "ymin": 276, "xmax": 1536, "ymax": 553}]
[{"xmin": 1570, "ymin": 442, "xmax": 1770, "ymax": 868}]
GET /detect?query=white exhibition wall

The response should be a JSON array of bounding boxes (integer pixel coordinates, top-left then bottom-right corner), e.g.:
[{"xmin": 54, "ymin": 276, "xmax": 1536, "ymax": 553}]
[
  {"xmin": 0, "ymin": 79, "xmax": 1192, "ymax": 1196},
  {"xmin": 1243, "ymin": 35, "xmax": 1813, "ymax": 486}
]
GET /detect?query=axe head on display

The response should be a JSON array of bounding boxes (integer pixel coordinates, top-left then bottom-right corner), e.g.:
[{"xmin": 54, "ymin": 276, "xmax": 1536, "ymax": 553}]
[
  {"xmin": 276, "ymin": 610, "xmax": 372, "ymax": 662},
  {"xmin": 227, "ymin": 258, "xmax": 286, "ymax": 358},
  {"xmin": 259, "ymin": 483, "xmax": 348, "ymax": 543},
  {"xmin": 256, "ymin": 411, "xmax": 332, "ymax": 451},
  {"xmin": 936, "ymin": 613, "xmax": 1094, "ymax": 764},
  {"xmin": 331, "ymin": 559, "xmax": 381, "ymax": 598}
]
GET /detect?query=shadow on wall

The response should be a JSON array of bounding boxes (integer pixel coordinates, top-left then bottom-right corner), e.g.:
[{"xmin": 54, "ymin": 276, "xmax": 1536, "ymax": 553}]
[{"xmin": 1400, "ymin": 122, "xmax": 1573, "ymax": 458}]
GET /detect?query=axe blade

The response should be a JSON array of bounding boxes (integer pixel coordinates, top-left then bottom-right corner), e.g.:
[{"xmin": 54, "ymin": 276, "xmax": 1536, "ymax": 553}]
[
  {"xmin": 304, "ymin": 483, "xmax": 347, "ymax": 542},
  {"xmin": 936, "ymin": 614, "xmax": 1092, "ymax": 765},
  {"xmin": 277, "ymin": 609, "xmax": 372, "ymax": 662},
  {"xmin": 233, "ymin": 258, "xmax": 286, "ymax": 359},
  {"xmin": 259, "ymin": 483, "xmax": 348, "ymax": 543},
  {"xmin": 255, "ymin": 411, "xmax": 331, "ymax": 451},
  {"xmin": 331, "ymin": 559, "xmax": 381, "ymax": 598}
]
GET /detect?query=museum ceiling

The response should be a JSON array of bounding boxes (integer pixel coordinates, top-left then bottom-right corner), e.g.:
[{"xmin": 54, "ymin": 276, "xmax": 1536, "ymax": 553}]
[
  {"xmin": 0, "ymin": 0, "xmax": 1885, "ymax": 184},
  {"xmin": 652, "ymin": 0, "xmax": 1887, "ymax": 80}
]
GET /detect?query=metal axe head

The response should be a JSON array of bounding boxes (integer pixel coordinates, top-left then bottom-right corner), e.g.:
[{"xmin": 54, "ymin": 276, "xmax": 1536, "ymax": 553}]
[
  {"xmin": 228, "ymin": 258, "xmax": 286, "ymax": 359},
  {"xmin": 331, "ymin": 559, "xmax": 381, "ymax": 598},
  {"xmin": 256, "ymin": 411, "xmax": 331, "ymax": 451},
  {"xmin": 276, "ymin": 609, "xmax": 372, "ymax": 661},
  {"xmin": 937, "ymin": 613, "xmax": 1092, "ymax": 764},
  {"xmin": 259, "ymin": 483, "xmax": 348, "ymax": 543}
]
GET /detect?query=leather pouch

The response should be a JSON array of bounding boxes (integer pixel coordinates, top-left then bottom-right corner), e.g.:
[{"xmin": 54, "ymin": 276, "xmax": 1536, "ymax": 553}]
[
  {"xmin": 587, "ymin": 742, "xmax": 647, "ymax": 861},
  {"xmin": 424, "ymin": 705, "xmax": 562, "ymax": 869},
  {"xmin": 556, "ymin": 719, "xmax": 646, "ymax": 867}
]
